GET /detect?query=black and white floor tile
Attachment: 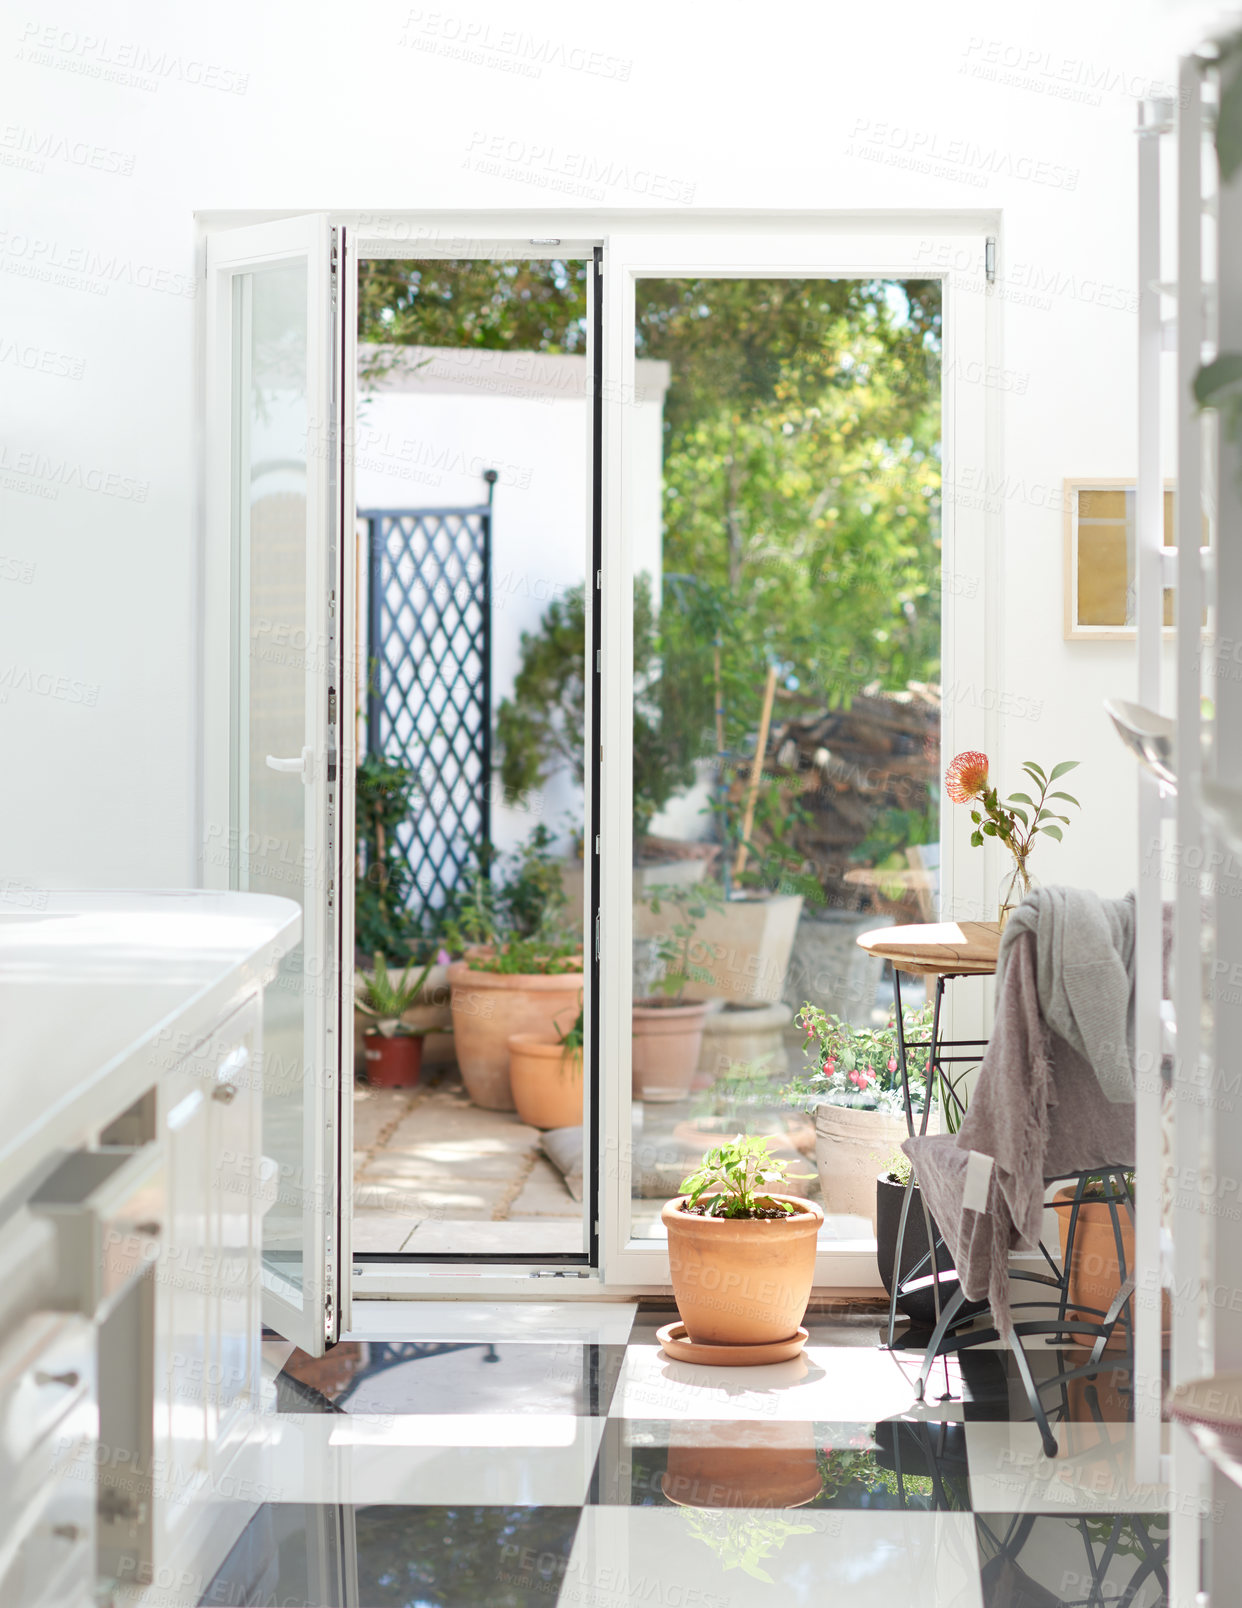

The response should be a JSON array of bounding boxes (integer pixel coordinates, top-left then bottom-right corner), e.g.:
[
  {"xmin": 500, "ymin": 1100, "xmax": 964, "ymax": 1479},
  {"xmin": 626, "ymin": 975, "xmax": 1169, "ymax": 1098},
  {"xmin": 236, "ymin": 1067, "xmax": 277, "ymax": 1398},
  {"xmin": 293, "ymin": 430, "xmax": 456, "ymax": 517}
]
[{"xmin": 203, "ymin": 1302, "xmax": 1170, "ymax": 1606}]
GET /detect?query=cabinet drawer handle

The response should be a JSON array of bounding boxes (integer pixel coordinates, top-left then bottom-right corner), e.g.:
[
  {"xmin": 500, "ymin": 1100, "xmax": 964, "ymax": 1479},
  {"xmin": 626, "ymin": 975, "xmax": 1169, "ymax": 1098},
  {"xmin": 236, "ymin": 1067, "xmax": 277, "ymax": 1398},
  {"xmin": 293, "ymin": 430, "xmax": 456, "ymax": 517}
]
[
  {"xmin": 212, "ymin": 1082, "xmax": 238, "ymax": 1105},
  {"xmin": 34, "ymin": 1370, "xmax": 80, "ymax": 1389},
  {"xmin": 133, "ymin": 1220, "xmax": 161, "ymax": 1238}
]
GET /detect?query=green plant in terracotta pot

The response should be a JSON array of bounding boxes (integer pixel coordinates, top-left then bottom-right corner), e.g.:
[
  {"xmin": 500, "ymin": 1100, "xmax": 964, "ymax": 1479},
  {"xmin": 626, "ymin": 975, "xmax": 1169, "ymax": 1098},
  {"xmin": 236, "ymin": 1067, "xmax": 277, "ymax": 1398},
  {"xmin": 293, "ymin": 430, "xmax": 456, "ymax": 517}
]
[
  {"xmin": 355, "ymin": 953, "xmax": 434, "ymax": 1087},
  {"xmin": 662, "ymin": 1134, "xmax": 821, "ymax": 1349},
  {"xmin": 445, "ymin": 826, "xmax": 584, "ymax": 1112},
  {"xmin": 632, "ymin": 880, "xmax": 724, "ymax": 1103}
]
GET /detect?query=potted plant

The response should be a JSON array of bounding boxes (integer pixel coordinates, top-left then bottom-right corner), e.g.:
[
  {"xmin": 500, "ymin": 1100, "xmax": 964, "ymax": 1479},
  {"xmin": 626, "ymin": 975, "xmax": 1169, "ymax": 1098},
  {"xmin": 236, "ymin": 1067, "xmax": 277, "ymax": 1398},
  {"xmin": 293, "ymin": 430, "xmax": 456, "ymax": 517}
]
[
  {"xmin": 633, "ymin": 881, "xmax": 723, "ymax": 1103},
  {"xmin": 1050, "ymin": 1171, "xmax": 1167, "ymax": 1352},
  {"xmin": 943, "ymin": 750, "xmax": 1081, "ymax": 928},
  {"xmin": 446, "ymin": 826, "xmax": 584, "ymax": 1112},
  {"xmin": 783, "ymin": 1001, "xmax": 941, "ymax": 1230},
  {"xmin": 663, "ymin": 1135, "xmax": 822, "ymax": 1348},
  {"xmin": 507, "ymin": 998, "xmax": 584, "ymax": 1130},
  {"xmin": 876, "ymin": 1150, "xmax": 985, "ymax": 1327},
  {"xmin": 355, "ymin": 953, "xmax": 434, "ymax": 1087}
]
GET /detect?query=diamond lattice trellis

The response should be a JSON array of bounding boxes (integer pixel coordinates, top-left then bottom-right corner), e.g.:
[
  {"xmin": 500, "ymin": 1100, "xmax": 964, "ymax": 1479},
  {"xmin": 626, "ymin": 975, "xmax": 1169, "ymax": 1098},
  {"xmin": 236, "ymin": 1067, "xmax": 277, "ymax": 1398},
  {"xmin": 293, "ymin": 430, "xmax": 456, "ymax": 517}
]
[{"xmin": 363, "ymin": 506, "xmax": 491, "ymax": 914}]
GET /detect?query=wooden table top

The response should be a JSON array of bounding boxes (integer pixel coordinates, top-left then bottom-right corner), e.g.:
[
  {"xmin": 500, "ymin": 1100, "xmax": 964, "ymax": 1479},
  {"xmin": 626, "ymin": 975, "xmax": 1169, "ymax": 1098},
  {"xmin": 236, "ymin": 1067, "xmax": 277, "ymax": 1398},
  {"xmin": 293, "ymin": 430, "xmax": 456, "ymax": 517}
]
[{"xmin": 855, "ymin": 919, "xmax": 1002, "ymax": 977}]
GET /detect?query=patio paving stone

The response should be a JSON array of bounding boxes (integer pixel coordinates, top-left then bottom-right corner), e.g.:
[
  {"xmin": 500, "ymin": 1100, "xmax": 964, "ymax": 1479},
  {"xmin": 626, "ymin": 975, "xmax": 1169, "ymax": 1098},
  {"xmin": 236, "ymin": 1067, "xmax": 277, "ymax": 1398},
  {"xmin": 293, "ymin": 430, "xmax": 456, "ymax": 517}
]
[{"xmin": 508, "ymin": 1156, "xmax": 583, "ymax": 1219}]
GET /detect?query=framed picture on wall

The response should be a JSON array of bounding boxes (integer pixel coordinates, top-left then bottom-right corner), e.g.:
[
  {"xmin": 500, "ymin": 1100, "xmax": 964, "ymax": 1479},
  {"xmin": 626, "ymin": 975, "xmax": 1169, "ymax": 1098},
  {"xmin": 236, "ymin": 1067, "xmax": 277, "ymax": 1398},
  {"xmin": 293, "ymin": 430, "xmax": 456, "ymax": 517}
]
[{"xmin": 1062, "ymin": 478, "xmax": 1178, "ymax": 640}]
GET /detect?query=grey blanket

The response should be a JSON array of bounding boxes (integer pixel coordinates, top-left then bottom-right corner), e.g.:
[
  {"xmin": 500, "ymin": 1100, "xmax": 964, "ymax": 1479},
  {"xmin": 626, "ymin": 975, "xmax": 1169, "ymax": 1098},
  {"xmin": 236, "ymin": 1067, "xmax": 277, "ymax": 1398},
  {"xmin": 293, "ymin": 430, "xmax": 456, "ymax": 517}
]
[
  {"xmin": 905, "ymin": 931, "xmax": 1134, "ymax": 1329},
  {"xmin": 1001, "ymin": 887, "xmax": 1136, "ymax": 1103}
]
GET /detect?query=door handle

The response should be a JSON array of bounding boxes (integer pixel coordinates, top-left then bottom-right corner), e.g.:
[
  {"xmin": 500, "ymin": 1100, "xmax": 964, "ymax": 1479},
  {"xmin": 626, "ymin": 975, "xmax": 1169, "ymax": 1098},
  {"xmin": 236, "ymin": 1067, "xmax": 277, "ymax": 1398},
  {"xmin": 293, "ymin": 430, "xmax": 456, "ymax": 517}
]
[{"xmin": 265, "ymin": 747, "xmax": 314, "ymax": 780}]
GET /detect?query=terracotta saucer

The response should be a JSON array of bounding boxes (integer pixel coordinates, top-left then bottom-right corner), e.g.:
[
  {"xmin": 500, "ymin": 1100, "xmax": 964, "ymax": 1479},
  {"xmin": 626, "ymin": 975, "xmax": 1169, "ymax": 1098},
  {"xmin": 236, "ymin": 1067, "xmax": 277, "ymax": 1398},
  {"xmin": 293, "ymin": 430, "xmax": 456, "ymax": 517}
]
[{"xmin": 656, "ymin": 1320, "xmax": 809, "ymax": 1366}]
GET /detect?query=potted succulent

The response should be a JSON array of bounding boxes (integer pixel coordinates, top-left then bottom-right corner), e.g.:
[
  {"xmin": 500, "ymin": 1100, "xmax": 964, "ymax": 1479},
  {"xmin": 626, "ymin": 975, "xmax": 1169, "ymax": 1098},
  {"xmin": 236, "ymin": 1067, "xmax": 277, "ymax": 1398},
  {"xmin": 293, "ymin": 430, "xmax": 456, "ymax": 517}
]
[
  {"xmin": 355, "ymin": 953, "xmax": 435, "ymax": 1087},
  {"xmin": 783, "ymin": 1001, "xmax": 941, "ymax": 1230},
  {"xmin": 446, "ymin": 827, "xmax": 584, "ymax": 1112},
  {"xmin": 663, "ymin": 1135, "xmax": 822, "ymax": 1347},
  {"xmin": 507, "ymin": 998, "xmax": 584, "ymax": 1130},
  {"xmin": 633, "ymin": 881, "xmax": 723, "ymax": 1103}
]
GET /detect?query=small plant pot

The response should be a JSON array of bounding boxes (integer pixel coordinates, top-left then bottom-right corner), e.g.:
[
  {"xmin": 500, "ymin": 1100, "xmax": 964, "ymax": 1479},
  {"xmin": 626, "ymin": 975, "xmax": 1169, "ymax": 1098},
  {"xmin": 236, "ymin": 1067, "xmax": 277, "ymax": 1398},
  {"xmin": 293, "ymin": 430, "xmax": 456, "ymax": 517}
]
[
  {"xmin": 1051, "ymin": 1188, "xmax": 1167, "ymax": 1352},
  {"xmin": 363, "ymin": 1031, "xmax": 423, "ymax": 1088},
  {"xmin": 507, "ymin": 1034, "xmax": 583, "ymax": 1130},
  {"xmin": 632, "ymin": 1000, "xmax": 711, "ymax": 1103},
  {"xmin": 662, "ymin": 1192, "xmax": 824, "ymax": 1347},
  {"xmin": 875, "ymin": 1175, "xmax": 985, "ymax": 1328}
]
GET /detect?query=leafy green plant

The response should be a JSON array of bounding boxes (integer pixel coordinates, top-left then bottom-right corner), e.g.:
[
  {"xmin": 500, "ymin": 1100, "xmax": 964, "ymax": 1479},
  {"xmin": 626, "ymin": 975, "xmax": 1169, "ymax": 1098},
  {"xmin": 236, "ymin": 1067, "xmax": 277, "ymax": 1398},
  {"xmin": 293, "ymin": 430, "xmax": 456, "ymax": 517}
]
[
  {"xmin": 707, "ymin": 781, "xmax": 823, "ymax": 901},
  {"xmin": 551, "ymin": 997, "xmax": 585, "ymax": 1075},
  {"xmin": 468, "ymin": 937, "xmax": 580, "ymax": 976},
  {"xmin": 355, "ymin": 755, "xmax": 422, "ymax": 963},
  {"xmin": 641, "ymin": 879, "xmax": 724, "ymax": 1004},
  {"xmin": 679, "ymin": 1509, "xmax": 816, "ymax": 1584},
  {"xmin": 679, "ymin": 1134, "xmax": 812, "ymax": 1218},
  {"xmin": 884, "ymin": 1149, "xmax": 914, "ymax": 1188},
  {"xmin": 355, "ymin": 952, "xmax": 435, "ymax": 1036},
  {"xmin": 442, "ymin": 823, "xmax": 571, "ymax": 961}
]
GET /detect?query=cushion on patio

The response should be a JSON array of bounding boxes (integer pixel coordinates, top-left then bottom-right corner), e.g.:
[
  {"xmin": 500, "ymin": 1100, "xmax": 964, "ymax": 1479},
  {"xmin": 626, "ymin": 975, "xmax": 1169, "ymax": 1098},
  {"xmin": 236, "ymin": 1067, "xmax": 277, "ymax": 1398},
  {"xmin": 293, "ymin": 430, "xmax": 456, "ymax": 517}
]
[{"xmin": 540, "ymin": 1126, "xmax": 583, "ymax": 1201}]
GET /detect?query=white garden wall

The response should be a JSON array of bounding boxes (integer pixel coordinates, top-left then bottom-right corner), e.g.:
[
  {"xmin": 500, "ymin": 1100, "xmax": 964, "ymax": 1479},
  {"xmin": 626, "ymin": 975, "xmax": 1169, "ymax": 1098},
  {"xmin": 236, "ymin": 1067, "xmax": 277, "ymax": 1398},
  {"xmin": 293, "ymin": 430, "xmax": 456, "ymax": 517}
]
[
  {"xmin": 355, "ymin": 343, "xmax": 668, "ymax": 857},
  {"xmin": 0, "ymin": 0, "xmax": 1211, "ymax": 895}
]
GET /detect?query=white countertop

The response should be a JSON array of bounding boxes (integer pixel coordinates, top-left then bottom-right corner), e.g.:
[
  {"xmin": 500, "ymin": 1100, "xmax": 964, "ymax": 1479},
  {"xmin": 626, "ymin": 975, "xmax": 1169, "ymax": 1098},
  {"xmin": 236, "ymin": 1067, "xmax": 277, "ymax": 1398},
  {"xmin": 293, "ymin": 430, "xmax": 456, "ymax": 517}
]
[{"xmin": 0, "ymin": 890, "xmax": 301, "ymax": 1186}]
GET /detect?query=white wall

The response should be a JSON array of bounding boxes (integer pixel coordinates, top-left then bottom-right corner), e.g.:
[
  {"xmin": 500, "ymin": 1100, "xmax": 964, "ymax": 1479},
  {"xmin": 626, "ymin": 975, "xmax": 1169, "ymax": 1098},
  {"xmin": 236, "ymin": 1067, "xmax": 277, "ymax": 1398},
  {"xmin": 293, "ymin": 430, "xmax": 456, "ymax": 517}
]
[{"xmin": 0, "ymin": 0, "xmax": 1210, "ymax": 895}]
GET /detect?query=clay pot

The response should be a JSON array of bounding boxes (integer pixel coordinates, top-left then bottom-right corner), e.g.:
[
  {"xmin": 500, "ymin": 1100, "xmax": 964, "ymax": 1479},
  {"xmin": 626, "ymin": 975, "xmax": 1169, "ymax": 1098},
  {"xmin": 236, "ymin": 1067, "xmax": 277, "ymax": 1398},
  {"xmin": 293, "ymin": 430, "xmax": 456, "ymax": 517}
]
[
  {"xmin": 662, "ymin": 1192, "xmax": 824, "ymax": 1346},
  {"xmin": 354, "ymin": 963, "xmax": 454, "ymax": 1076},
  {"xmin": 632, "ymin": 1000, "xmax": 711, "ymax": 1103},
  {"xmin": 507, "ymin": 1035, "xmax": 583, "ymax": 1129},
  {"xmin": 1052, "ymin": 1188, "xmax": 1167, "ymax": 1352},
  {"xmin": 661, "ymin": 1423, "xmax": 822, "ymax": 1508},
  {"xmin": 362, "ymin": 1031, "xmax": 423, "ymax": 1088},
  {"xmin": 448, "ymin": 960, "xmax": 584, "ymax": 1111}
]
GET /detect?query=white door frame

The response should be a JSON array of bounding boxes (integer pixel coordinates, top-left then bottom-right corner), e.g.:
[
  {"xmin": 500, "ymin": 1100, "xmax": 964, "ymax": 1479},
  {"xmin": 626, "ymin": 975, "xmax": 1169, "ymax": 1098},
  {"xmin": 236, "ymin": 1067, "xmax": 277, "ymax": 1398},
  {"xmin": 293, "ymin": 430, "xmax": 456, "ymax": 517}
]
[
  {"xmin": 202, "ymin": 213, "xmax": 348, "ymax": 1348},
  {"xmin": 203, "ymin": 209, "xmax": 1001, "ymax": 1300},
  {"xmin": 599, "ymin": 227, "xmax": 997, "ymax": 1287}
]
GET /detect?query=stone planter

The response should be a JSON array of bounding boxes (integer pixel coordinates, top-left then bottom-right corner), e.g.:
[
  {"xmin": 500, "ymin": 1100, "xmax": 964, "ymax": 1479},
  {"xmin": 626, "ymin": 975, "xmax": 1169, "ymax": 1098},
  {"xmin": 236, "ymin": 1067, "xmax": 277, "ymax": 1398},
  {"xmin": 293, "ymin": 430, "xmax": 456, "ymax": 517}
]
[
  {"xmin": 814, "ymin": 1104, "xmax": 915, "ymax": 1229},
  {"xmin": 782, "ymin": 909, "xmax": 893, "ymax": 1027},
  {"xmin": 695, "ymin": 1000, "xmax": 791, "ymax": 1083},
  {"xmin": 353, "ymin": 963, "xmax": 453, "ymax": 1078},
  {"xmin": 635, "ymin": 891, "xmax": 803, "ymax": 1005},
  {"xmin": 632, "ymin": 1000, "xmax": 711, "ymax": 1103},
  {"xmin": 448, "ymin": 961, "xmax": 584, "ymax": 1112}
]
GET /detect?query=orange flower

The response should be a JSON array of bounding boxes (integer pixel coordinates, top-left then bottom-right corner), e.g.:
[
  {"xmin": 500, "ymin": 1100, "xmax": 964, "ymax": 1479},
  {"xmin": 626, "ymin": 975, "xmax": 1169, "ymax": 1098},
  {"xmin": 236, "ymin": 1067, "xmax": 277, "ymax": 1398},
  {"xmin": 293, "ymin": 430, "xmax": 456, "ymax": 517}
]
[{"xmin": 945, "ymin": 750, "xmax": 989, "ymax": 804}]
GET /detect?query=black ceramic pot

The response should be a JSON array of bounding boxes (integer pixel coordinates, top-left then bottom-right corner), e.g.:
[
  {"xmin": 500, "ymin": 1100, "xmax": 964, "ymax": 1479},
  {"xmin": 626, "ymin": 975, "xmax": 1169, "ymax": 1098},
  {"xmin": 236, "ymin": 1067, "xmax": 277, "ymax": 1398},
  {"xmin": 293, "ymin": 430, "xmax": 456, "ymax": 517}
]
[{"xmin": 875, "ymin": 1175, "xmax": 987, "ymax": 1329}]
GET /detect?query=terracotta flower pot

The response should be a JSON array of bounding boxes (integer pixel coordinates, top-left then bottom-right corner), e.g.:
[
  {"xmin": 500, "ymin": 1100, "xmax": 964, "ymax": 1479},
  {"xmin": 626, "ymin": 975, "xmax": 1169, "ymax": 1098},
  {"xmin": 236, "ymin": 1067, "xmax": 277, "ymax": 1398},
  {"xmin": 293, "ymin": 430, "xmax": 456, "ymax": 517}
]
[
  {"xmin": 507, "ymin": 1034, "xmax": 583, "ymax": 1129},
  {"xmin": 662, "ymin": 1192, "xmax": 824, "ymax": 1346},
  {"xmin": 632, "ymin": 1000, "xmax": 711, "ymax": 1103},
  {"xmin": 448, "ymin": 960, "xmax": 584, "ymax": 1111},
  {"xmin": 1051, "ymin": 1187, "xmax": 1167, "ymax": 1352},
  {"xmin": 362, "ymin": 1031, "xmax": 423, "ymax": 1088},
  {"xmin": 354, "ymin": 963, "xmax": 454, "ymax": 1076},
  {"xmin": 661, "ymin": 1422, "xmax": 822, "ymax": 1508}
]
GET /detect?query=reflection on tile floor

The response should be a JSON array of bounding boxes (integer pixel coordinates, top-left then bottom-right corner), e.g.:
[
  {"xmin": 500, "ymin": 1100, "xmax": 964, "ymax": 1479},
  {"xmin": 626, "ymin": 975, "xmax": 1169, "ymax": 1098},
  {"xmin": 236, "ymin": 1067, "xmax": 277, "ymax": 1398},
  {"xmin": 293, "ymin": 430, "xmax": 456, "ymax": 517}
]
[
  {"xmin": 276, "ymin": 1341, "xmax": 627, "ymax": 1417},
  {"xmin": 202, "ymin": 1311, "xmax": 1170, "ymax": 1606}
]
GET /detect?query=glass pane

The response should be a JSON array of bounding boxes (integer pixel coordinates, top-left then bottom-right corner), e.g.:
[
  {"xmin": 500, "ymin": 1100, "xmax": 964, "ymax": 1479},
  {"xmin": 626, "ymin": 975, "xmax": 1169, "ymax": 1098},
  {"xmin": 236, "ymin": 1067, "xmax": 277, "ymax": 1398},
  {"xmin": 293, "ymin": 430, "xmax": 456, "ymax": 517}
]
[
  {"xmin": 627, "ymin": 277, "xmax": 942, "ymax": 1256},
  {"xmin": 351, "ymin": 257, "xmax": 591, "ymax": 1259},
  {"xmin": 230, "ymin": 262, "xmax": 310, "ymax": 1301}
]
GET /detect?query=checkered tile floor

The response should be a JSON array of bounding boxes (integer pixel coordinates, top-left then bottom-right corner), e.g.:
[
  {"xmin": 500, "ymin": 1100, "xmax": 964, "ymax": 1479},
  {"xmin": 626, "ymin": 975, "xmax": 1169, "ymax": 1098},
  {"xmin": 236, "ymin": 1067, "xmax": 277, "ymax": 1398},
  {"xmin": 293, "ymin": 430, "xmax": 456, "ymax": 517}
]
[{"xmin": 203, "ymin": 1304, "xmax": 1170, "ymax": 1606}]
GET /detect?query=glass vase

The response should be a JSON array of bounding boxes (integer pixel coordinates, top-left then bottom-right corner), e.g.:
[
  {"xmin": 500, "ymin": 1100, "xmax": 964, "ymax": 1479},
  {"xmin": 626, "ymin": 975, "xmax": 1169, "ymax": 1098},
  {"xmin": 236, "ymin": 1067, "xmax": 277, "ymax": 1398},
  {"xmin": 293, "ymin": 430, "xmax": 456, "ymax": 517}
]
[{"xmin": 997, "ymin": 858, "xmax": 1037, "ymax": 931}]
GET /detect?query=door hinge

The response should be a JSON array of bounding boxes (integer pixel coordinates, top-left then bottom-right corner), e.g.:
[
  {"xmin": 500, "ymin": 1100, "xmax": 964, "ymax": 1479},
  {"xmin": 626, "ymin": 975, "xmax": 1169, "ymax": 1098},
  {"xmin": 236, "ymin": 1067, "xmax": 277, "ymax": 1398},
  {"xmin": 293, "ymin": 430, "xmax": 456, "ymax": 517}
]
[
  {"xmin": 595, "ymin": 648, "xmax": 601, "ymax": 673},
  {"xmin": 985, "ymin": 237, "xmax": 997, "ymax": 284},
  {"xmin": 529, "ymin": 1268, "xmax": 590, "ymax": 1278}
]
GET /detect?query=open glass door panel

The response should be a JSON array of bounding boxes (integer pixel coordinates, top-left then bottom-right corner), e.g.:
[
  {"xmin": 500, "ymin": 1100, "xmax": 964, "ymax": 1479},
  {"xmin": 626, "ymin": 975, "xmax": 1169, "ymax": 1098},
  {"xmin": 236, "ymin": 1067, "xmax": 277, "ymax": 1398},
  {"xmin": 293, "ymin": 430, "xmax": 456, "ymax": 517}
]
[{"xmin": 204, "ymin": 214, "xmax": 344, "ymax": 1354}]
